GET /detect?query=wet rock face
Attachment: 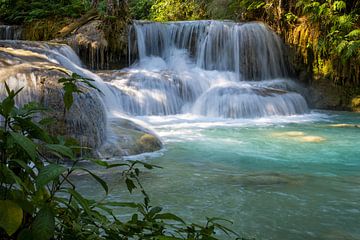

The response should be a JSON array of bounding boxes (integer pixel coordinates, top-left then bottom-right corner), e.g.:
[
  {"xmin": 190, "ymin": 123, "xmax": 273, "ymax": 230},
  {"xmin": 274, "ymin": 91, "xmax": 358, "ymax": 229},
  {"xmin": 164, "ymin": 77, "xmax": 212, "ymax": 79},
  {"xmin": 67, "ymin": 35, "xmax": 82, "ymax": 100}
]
[
  {"xmin": 63, "ymin": 19, "xmax": 128, "ymax": 70},
  {"xmin": 0, "ymin": 43, "xmax": 106, "ymax": 150}
]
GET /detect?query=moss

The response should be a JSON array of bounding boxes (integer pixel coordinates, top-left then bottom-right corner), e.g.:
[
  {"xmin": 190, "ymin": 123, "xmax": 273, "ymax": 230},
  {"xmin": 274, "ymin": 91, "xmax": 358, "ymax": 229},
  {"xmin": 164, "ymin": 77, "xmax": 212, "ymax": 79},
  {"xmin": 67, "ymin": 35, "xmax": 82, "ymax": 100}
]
[
  {"xmin": 352, "ymin": 96, "xmax": 360, "ymax": 112},
  {"xmin": 135, "ymin": 134, "xmax": 162, "ymax": 153},
  {"xmin": 23, "ymin": 18, "xmax": 72, "ymax": 41}
]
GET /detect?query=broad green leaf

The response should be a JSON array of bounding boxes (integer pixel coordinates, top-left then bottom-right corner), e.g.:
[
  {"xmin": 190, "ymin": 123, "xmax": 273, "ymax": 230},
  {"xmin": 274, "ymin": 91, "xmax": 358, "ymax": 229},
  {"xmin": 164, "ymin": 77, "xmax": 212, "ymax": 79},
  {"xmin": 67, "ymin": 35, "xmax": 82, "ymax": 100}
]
[
  {"xmin": 148, "ymin": 206, "xmax": 162, "ymax": 217},
  {"xmin": 10, "ymin": 132, "xmax": 37, "ymax": 161},
  {"xmin": 0, "ymin": 200, "xmax": 23, "ymax": 236},
  {"xmin": 0, "ymin": 165, "xmax": 27, "ymax": 189},
  {"xmin": 125, "ymin": 178, "xmax": 137, "ymax": 193},
  {"xmin": 154, "ymin": 213, "xmax": 185, "ymax": 224},
  {"xmin": 36, "ymin": 164, "xmax": 67, "ymax": 189},
  {"xmin": 66, "ymin": 189, "xmax": 92, "ymax": 216},
  {"xmin": 31, "ymin": 206, "xmax": 55, "ymax": 240},
  {"xmin": 1, "ymin": 95, "xmax": 15, "ymax": 117},
  {"xmin": 63, "ymin": 91, "xmax": 74, "ymax": 111},
  {"xmin": 101, "ymin": 201, "xmax": 139, "ymax": 208},
  {"xmin": 74, "ymin": 167, "xmax": 108, "ymax": 194},
  {"xmin": 107, "ymin": 163, "xmax": 129, "ymax": 169},
  {"xmin": 45, "ymin": 144, "xmax": 75, "ymax": 160}
]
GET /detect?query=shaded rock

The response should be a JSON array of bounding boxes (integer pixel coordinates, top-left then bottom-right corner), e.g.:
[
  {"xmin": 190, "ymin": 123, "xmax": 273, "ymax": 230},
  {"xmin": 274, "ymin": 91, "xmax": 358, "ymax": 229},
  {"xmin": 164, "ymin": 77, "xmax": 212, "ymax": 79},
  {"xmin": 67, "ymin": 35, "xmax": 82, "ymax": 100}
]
[
  {"xmin": 98, "ymin": 118, "xmax": 162, "ymax": 158},
  {"xmin": 62, "ymin": 19, "xmax": 128, "ymax": 70},
  {"xmin": 0, "ymin": 42, "xmax": 106, "ymax": 150},
  {"xmin": 308, "ymin": 78, "xmax": 356, "ymax": 111}
]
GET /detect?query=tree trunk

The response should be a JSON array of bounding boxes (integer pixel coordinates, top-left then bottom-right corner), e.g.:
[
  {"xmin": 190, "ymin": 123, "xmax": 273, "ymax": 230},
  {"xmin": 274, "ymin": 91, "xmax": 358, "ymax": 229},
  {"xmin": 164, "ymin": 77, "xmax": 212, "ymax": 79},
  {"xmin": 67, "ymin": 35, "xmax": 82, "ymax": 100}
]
[
  {"xmin": 106, "ymin": 0, "xmax": 128, "ymax": 17},
  {"xmin": 56, "ymin": 8, "xmax": 98, "ymax": 38},
  {"xmin": 91, "ymin": 0, "xmax": 99, "ymax": 8}
]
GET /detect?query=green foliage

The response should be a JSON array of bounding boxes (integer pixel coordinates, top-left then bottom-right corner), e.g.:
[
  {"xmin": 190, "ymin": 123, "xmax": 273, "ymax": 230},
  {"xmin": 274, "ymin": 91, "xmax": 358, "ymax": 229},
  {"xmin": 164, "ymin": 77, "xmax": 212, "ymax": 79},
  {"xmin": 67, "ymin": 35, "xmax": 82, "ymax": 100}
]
[
  {"xmin": 129, "ymin": 0, "xmax": 155, "ymax": 20},
  {"xmin": 150, "ymin": 0, "xmax": 206, "ymax": 21},
  {"xmin": 0, "ymin": 0, "xmax": 92, "ymax": 23},
  {"xmin": 0, "ymin": 80, "xmax": 240, "ymax": 239},
  {"xmin": 295, "ymin": 0, "xmax": 359, "ymax": 69},
  {"xmin": 128, "ymin": 0, "xmax": 207, "ymax": 21},
  {"xmin": 58, "ymin": 73, "xmax": 100, "ymax": 111}
]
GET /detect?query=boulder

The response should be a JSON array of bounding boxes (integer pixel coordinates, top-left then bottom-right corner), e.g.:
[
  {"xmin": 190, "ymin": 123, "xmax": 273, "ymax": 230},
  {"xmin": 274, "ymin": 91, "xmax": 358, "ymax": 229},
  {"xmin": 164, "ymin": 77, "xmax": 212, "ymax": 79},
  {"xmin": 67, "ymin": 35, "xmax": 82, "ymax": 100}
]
[
  {"xmin": 0, "ymin": 43, "xmax": 106, "ymax": 150},
  {"xmin": 97, "ymin": 118, "xmax": 162, "ymax": 158}
]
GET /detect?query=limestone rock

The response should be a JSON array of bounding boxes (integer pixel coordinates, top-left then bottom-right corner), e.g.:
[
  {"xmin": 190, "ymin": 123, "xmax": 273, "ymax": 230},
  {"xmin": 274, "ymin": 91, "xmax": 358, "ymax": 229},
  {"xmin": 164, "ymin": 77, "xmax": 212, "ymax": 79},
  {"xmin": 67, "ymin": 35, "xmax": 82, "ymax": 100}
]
[
  {"xmin": 0, "ymin": 42, "xmax": 106, "ymax": 150},
  {"xmin": 98, "ymin": 118, "xmax": 162, "ymax": 158}
]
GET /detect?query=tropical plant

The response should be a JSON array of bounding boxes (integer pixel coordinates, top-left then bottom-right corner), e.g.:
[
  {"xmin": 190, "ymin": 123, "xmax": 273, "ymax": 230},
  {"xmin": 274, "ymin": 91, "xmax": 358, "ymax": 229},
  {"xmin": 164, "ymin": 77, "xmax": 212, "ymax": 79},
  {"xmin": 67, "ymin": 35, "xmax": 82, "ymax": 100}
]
[{"xmin": 149, "ymin": 0, "xmax": 207, "ymax": 21}]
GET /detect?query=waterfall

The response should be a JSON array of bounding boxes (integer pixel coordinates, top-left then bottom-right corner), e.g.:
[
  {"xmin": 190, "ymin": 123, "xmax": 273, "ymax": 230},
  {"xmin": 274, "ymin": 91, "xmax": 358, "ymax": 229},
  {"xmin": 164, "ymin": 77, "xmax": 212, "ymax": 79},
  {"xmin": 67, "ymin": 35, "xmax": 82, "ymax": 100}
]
[
  {"xmin": 1, "ymin": 20, "xmax": 309, "ymax": 121},
  {"xmin": 0, "ymin": 25, "xmax": 22, "ymax": 40},
  {"xmin": 130, "ymin": 21, "xmax": 289, "ymax": 81},
  {"xmin": 109, "ymin": 20, "xmax": 309, "ymax": 118}
]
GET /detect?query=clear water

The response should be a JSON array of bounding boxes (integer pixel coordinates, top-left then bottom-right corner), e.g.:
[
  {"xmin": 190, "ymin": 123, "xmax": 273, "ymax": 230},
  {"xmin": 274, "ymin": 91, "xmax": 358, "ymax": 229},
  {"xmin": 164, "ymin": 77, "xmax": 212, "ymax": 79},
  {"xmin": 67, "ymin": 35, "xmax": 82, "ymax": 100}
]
[{"xmin": 77, "ymin": 111, "xmax": 360, "ymax": 240}]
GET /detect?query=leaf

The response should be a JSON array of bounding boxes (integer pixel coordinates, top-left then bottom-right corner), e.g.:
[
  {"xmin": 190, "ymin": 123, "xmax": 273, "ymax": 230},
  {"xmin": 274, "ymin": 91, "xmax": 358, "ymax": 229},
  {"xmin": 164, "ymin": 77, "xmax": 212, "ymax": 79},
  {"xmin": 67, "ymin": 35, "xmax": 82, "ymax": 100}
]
[
  {"xmin": 143, "ymin": 163, "xmax": 153, "ymax": 169},
  {"xmin": 125, "ymin": 178, "xmax": 137, "ymax": 193},
  {"xmin": 10, "ymin": 132, "xmax": 37, "ymax": 161},
  {"xmin": 74, "ymin": 167, "xmax": 108, "ymax": 194},
  {"xmin": 1, "ymin": 95, "xmax": 15, "ymax": 117},
  {"xmin": 101, "ymin": 201, "xmax": 139, "ymax": 208},
  {"xmin": 346, "ymin": 29, "xmax": 360, "ymax": 39},
  {"xmin": 45, "ymin": 144, "xmax": 75, "ymax": 160},
  {"xmin": 154, "ymin": 213, "xmax": 186, "ymax": 224},
  {"xmin": 148, "ymin": 206, "xmax": 162, "ymax": 218},
  {"xmin": 63, "ymin": 90, "xmax": 74, "ymax": 111},
  {"xmin": 31, "ymin": 206, "xmax": 55, "ymax": 240},
  {"xmin": 36, "ymin": 164, "xmax": 67, "ymax": 189},
  {"xmin": 0, "ymin": 164, "xmax": 27, "ymax": 189},
  {"xmin": 0, "ymin": 200, "xmax": 23, "ymax": 236},
  {"xmin": 107, "ymin": 163, "xmax": 129, "ymax": 169},
  {"xmin": 66, "ymin": 189, "xmax": 92, "ymax": 215}
]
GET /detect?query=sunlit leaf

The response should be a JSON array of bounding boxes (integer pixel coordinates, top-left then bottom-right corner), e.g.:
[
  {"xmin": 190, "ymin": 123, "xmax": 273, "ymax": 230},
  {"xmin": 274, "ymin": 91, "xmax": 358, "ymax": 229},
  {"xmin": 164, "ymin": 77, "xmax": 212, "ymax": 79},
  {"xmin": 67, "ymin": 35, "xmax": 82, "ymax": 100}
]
[{"xmin": 0, "ymin": 200, "xmax": 23, "ymax": 236}]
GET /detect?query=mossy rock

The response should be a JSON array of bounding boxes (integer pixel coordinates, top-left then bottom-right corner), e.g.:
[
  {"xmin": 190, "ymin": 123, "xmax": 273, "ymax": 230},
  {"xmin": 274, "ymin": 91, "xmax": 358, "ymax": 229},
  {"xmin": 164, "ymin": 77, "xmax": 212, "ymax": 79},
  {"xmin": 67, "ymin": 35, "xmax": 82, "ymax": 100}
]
[
  {"xmin": 135, "ymin": 134, "xmax": 162, "ymax": 153},
  {"xmin": 98, "ymin": 119, "xmax": 162, "ymax": 157},
  {"xmin": 351, "ymin": 96, "xmax": 360, "ymax": 112}
]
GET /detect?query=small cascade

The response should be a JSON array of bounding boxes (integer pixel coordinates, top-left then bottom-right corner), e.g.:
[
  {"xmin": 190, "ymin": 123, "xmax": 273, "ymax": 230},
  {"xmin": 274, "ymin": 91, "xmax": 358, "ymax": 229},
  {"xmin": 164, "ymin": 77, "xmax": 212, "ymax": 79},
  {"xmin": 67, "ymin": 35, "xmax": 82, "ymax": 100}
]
[
  {"xmin": 130, "ymin": 21, "xmax": 289, "ymax": 81},
  {"xmin": 0, "ymin": 25, "xmax": 22, "ymax": 40},
  {"xmin": 0, "ymin": 40, "xmax": 110, "ymax": 148},
  {"xmin": 0, "ymin": 40, "xmax": 118, "ymax": 112},
  {"xmin": 109, "ymin": 20, "xmax": 309, "ymax": 118}
]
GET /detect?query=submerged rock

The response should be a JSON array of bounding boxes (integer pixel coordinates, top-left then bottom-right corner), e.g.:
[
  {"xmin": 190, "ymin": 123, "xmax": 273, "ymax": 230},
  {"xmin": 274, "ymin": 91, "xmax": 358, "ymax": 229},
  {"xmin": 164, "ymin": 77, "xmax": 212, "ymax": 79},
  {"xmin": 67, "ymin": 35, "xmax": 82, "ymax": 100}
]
[
  {"xmin": 329, "ymin": 124, "xmax": 360, "ymax": 128},
  {"xmin": 271, "ymin": 131, "xmax": 326, "ymax": 143},
  {"xmin": 226, "ymin": 172, "xmax": 302, "ymax": 187}
]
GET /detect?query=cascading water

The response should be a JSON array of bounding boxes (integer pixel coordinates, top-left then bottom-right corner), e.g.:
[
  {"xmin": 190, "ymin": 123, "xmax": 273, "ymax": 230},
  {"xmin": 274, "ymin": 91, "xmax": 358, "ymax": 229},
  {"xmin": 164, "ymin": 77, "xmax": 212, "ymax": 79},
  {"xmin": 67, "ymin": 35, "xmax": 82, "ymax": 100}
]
[
  {"xmin": 0, "ymin": 25, "xmax": 22, "ymax": 40},
  {"xmin": 108, "ymin": 20, "xmax": 309, "ymax": 118}
]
